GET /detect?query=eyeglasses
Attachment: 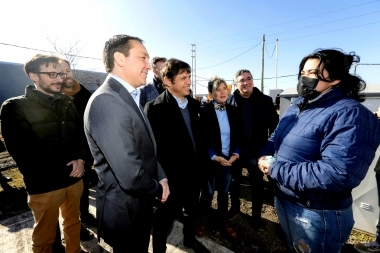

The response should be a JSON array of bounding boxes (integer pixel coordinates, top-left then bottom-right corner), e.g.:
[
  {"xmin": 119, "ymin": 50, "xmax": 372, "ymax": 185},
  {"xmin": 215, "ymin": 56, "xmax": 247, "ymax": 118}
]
[
  {"xmin": 34, "ymin": 72, "xmax": 67, "ymax": 79},
  {"xmin": 237, "ymin": 77, "xmax": 253, "ymax": 84}
]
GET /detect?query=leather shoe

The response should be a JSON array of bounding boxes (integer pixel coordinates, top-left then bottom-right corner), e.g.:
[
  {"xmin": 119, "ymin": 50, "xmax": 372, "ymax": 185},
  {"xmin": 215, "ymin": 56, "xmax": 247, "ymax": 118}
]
[
  {"xmin": 222, "ymin": 220, "xmax": 237, "ymax": 239},
  {"xmin": 195, "ymin": 218, "xmax": 207, "ymax": 237},
  {"xmin": 183, "ymin": 238, "xmax": 211, "ymax": 253},
  {"xmin": 80, "ymin": 225, "xmax": 94, "ymax": 241}
]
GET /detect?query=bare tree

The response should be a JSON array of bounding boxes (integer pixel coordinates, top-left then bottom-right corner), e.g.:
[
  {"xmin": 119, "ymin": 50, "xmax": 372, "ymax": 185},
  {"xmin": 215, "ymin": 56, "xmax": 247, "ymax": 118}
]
[
  {"xmin": 46, "ymin": 36, "xmax": 106, "ymax": 91},
  {"xmin": 46, "ymin": 36, "xmax": 84, "ymax": 70}
]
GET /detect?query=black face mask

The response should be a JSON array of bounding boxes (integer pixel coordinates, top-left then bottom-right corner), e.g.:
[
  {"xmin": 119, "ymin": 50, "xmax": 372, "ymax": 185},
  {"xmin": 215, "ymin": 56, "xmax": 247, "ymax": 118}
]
[{"xmin": 297, "ymin": 76, "xmax": 321, "ymax": 100}]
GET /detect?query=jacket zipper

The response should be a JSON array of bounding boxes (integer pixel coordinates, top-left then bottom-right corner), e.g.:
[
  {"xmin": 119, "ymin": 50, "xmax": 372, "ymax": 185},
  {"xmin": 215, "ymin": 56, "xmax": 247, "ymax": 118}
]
[{"xmin": 296, "ymin": 102, "xmax": 307, "ymax": 118}]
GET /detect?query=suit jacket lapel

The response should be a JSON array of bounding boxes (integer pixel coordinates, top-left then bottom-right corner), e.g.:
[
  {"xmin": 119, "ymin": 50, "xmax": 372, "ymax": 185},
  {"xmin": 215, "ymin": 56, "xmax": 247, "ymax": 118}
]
[{"xmin": 107, "ymin": 77, "xmax": 155, "ymax": 145}]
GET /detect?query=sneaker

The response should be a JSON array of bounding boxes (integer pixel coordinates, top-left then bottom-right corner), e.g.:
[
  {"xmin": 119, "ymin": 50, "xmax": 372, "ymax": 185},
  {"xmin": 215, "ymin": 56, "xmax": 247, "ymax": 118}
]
[
  {"xmin": 354, "ymin": 241, "xmax": 380, "ymax": 253},
  {"xmin": 228, "ymin": 207, "xmax": 240, "ymax": 220}
]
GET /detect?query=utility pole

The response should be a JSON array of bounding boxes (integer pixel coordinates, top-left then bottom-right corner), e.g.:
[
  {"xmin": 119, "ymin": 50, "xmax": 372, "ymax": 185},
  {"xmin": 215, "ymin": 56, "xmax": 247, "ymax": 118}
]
[
  {"xmin": 191, "ymin": 44, "xmax": 196, "ymax": 95},
  {"xmin": 261, "ymin": 34, "xmax": 265, "ymax": 92},
  {"xmin": 275, "ymin": 39, "xmax": 278, "ymax": 89}
]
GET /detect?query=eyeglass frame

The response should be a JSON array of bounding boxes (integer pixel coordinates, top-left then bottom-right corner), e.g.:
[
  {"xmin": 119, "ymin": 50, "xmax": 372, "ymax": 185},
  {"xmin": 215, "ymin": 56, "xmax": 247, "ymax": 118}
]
[
  {"xmin": 236, "ymin": 77, "xmax": 253, "ymax": 84},
  {"xmin": 33, "ymin": 72, "xmax": 67, "ymax": 79}
]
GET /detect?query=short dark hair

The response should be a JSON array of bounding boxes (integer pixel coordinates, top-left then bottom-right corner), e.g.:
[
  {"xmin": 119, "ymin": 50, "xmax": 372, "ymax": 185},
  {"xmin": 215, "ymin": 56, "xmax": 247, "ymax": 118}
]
[
  {"xmin": 161, "ymin": 58, "xmax": 191, "ymax": 83},
  {"xmin": 24, "ymin": 54, "xmax": 60, "ymax": 75},
  {"xmin": 298, "ymin": 48, "xmax": 365, "ymax": 102},
  {"xmin": 151, "ymin": 57, "xmax": 167, "ymax": 69},
  {"xmin": 234, "ymin": 69, "xmax": 252, "ymax": 83},
  {"xmin": 103, "ymin": 34, "xmax": 143, "ymax": 73}
]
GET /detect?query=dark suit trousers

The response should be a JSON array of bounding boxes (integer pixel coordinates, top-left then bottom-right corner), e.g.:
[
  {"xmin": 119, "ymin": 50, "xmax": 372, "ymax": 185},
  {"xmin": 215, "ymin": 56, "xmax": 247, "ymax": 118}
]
[
  {"xmin": 230, "ymin": 159, "xmax": 264, "ymax": 219},
  {"xmin": 80, "ymin": 165, "xmax": 97, "ymax": 217},
  {"xmin": 152, "ymin": 183, "xmax": 200, "ymax": 253},
  {"xmin": 102, "ymin": 200, "xmax": 154, "ymax": 253}
]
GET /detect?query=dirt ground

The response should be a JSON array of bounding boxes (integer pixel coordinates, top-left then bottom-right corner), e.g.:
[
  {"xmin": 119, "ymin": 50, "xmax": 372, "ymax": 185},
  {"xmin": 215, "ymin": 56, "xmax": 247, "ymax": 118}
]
[{"xmin": 0, "ymin": 140, "xmax": 375, "ymax": 253}]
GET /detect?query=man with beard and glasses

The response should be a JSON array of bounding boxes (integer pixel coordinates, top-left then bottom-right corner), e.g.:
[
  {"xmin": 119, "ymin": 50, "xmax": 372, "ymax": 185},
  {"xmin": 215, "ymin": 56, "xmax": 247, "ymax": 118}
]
[{"xmin": 1, "ymin": 54, "xmax": 88, "ymax": 253}]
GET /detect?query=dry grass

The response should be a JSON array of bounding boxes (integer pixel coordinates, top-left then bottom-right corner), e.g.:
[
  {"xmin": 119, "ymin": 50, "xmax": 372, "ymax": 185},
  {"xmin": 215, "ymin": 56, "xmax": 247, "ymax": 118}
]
[{"xmin": 0, "ymin": 167, "xmax": 29, "ymax": 219}]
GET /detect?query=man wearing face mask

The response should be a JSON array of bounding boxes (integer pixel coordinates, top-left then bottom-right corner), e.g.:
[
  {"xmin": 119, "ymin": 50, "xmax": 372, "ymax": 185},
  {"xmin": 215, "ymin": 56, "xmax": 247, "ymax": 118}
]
[{"xmin": 258, "ymin": 49, "xmax": 380, "ymax": 253}]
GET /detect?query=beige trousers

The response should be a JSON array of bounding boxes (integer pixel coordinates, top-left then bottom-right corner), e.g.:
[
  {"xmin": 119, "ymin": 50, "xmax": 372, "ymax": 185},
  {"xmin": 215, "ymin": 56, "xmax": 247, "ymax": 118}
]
[{"xmin": 28, "ymin": 180, "xmax": 83, "ymax": 253}]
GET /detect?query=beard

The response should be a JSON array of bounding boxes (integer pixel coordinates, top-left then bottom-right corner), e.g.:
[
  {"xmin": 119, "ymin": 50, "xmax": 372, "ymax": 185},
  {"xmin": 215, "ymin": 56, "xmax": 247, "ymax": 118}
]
[
  {"xmin": 62, "ymin": 77, "xmax": 74, "ymax": 88},
  {"xmin": 38, "ymin": 81, "xmax": 61, "ymax": 95}
]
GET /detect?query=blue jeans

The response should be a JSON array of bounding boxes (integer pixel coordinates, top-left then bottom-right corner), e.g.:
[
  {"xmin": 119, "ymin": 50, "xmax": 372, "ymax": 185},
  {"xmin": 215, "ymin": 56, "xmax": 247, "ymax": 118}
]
[
  {"xmin": 200, "ymin": 161, "xmax": 233, "ymax": 219},
  {"xmin": 275, "ymin": 196, "xmax": 354, "ymax": 253}
]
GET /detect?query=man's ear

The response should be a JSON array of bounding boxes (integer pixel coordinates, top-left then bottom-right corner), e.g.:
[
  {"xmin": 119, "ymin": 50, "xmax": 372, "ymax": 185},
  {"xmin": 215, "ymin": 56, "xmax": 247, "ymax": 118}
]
[
  {"xmin": 163, "ymin": 76, "xmax": 171, "ymax": 88},
  {"xmin": 114, "ymin": 52, "xmax": 124, "ymax": 67},
  {"xmin": 29, "ymin": 73, "xmax": 38, "ymax": 83}
]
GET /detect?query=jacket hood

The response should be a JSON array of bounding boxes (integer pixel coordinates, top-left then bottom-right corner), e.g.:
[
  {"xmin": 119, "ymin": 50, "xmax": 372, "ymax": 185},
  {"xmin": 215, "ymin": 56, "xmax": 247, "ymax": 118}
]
[{"xmin": 61, "ymin": 79, "xmax": 81, "ymax": 96}]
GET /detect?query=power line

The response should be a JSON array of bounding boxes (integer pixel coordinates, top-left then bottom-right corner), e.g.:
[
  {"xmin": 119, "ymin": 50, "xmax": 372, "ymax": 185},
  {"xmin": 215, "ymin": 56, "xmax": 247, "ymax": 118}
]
[
  {"xmin": 195, "ymin": 75, "xmax": 210, "ymax": 80},
  {"xmin": 197, "ymin": 19, "xmax": 380, "ymax": 60},
  {"xmin": 260, "ymin": 74, "xmax": 297, "ymax": 80},
  {"xmin": 196, "ymin": 0, "xmax": 380, "ymax": 44},
  {"xmin": 0, "ymin": 42, "xmax": 102, "ymax": 61},
  {"xmin": 198, "ymin": 41, "xmax": 262, "ymax": 70},
  {"xmin": 196, "ymin": 74, "xmax": 297, "ymax": 82},
  {"xmin": 196, "ymin": 20, "xmax": 380, "ymax": 70},
  {"xmin": 198, "ymin": 46, "xmax": 253, "ymax": 56},
  {"xmin": 198, "ymin": 9, "xmax": 380, "ymax": 51},
  {"xmin": 279, "ymin": 20, "xmax": 380, "ymax": 43},
  {"xmin": 266, "ymin": 42, "xmax": 276, "ymax": 58}
]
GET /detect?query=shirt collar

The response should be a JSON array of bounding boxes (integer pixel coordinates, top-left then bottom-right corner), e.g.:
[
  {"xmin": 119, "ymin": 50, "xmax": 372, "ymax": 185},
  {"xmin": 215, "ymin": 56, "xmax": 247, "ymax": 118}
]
[
  {"xmin": 172, "ymin": 95, "xmax": 188, "ymax": 109},
  {"xmin": 109, "ymin": 73, "xmax": 141, "ymax": 106}
]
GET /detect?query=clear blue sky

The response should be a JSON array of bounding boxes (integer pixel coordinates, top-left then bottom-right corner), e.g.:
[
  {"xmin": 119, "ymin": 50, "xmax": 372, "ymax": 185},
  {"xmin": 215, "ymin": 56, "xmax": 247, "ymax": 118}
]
[{"xmin": 0, "ymin": 0, "xmax": 379, "ymax": 95}]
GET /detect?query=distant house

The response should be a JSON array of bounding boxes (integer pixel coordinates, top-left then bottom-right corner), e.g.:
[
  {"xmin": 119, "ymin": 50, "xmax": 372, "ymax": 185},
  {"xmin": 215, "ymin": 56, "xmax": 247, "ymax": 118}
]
[{"xmin": 0, "ymin": 61, "xmax": 107, "ymax": 106}]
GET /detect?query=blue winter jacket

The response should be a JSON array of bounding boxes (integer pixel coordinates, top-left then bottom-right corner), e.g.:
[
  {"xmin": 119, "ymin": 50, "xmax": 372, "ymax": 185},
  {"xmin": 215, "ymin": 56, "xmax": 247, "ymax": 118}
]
[{"xmin": 261, "ymin": 88, "xmax": 380, "ymax": 210}]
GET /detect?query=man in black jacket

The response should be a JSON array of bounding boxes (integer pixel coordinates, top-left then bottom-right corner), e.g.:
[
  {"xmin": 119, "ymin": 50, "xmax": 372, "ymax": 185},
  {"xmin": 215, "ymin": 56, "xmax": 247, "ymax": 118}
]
[
  {"xmin": 145, "ymin": 58, "xmax": 210, "ymax": 253},
  {"xmin": 226, "ymin": 69, "xmax": 279, "ymax": 229},
  {"xmin": 59, "ymin": 59, "xmax": 97, "ymax": 242},
  {"xmin": 139, "ymin": 56, "xmax": 167, "ymax": 107},
  {"xmin": 1, "ymin": 54, "xmax": 87, "ymax": 253}
]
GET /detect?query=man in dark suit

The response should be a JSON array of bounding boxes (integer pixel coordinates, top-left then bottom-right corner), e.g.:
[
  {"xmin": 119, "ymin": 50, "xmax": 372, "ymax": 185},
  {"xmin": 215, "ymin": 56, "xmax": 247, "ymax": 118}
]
[
  {"xmin": 83, "ymin": 35, "xmax": 169, "ymax": 253},
  {"xmin": 139, "ymin": 56, "xmax": 167, "ymax": 107},
  {"xmin": 145, "ymin": 58, "xmax": 210, "ymax": 253}
]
